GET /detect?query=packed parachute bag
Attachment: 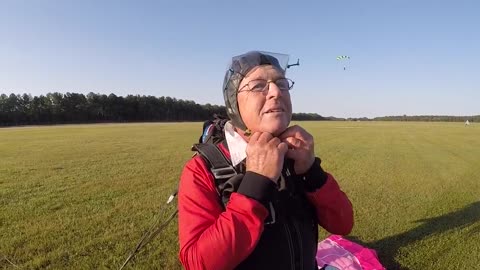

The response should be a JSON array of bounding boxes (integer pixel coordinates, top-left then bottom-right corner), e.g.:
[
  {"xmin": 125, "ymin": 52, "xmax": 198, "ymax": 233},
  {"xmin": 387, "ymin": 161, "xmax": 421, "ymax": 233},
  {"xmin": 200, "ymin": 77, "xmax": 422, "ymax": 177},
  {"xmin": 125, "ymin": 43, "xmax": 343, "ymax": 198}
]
[{"xmin": 198, "ymin": 113, "xmax": 229, "ymax": 145}]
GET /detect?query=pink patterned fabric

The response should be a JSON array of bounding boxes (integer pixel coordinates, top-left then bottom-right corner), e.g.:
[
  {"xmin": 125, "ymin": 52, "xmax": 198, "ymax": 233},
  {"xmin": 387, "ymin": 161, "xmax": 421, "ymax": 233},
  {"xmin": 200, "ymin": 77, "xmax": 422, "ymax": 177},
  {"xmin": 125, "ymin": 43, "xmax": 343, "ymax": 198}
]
[{"xmin": 316, "ymin": 235, "xmax": 385, "ymax": 270}]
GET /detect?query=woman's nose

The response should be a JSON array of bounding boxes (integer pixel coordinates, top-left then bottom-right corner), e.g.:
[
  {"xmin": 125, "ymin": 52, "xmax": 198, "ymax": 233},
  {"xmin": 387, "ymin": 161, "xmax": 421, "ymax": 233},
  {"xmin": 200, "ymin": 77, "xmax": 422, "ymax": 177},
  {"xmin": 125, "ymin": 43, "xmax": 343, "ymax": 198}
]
[{"xmin": 266, "ymin": 82, "xmax": 283, "ymax": 99}]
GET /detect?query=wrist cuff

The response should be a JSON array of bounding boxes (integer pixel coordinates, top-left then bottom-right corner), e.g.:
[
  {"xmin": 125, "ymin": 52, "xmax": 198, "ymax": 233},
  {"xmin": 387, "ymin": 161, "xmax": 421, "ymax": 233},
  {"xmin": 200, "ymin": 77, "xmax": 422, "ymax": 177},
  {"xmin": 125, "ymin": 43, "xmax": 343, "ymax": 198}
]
[
  {"xmin": 237, "ymin": 171, "xmax": 276, "ymax": 206},
  {"xmin": 300, "ymin": 157, "xmax": 328, "ymax": 192}
]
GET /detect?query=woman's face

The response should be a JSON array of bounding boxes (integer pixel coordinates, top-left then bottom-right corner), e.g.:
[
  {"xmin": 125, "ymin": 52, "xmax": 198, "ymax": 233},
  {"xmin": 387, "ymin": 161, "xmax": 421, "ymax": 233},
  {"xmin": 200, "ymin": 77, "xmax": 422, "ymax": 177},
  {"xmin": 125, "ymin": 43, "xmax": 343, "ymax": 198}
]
[{"xmin": 237, "ymin": 65, "xmax": 292, "ymax": 136}]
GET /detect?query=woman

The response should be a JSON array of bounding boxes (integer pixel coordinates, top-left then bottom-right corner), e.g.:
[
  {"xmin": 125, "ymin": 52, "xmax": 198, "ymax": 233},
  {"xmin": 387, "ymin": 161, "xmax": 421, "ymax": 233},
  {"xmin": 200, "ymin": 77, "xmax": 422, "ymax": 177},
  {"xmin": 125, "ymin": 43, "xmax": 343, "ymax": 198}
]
[{"xmin": 178, "ymin": 51, "xmax": 353, "ymax": 270}]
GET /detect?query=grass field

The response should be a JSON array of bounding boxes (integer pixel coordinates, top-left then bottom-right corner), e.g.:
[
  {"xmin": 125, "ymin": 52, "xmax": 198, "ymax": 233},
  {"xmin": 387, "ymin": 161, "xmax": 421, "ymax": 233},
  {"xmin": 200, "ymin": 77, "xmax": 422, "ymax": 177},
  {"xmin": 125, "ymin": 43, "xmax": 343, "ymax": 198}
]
[{"xmin": 1, "ymin": 121, "xmax": 479, "ymax": 269}]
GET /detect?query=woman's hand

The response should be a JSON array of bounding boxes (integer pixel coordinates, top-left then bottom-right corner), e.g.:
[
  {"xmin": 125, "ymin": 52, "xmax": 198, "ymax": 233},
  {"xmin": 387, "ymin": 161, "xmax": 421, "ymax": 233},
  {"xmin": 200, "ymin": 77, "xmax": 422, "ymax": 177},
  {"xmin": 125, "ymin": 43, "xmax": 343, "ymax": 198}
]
[
  {"xmin": 279, "ymin": 125, "xmax": 315, "ymax": 175},
  {"xmin": 246, "ymin": 132, "xmax": 288, "ymax": 182}
]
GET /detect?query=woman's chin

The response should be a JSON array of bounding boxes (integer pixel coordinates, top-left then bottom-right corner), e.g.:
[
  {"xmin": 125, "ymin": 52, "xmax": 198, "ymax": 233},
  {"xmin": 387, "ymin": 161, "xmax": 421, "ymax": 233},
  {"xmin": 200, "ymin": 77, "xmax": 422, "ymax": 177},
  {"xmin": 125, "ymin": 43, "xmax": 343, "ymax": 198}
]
[{"xmin": 263, "ymin": 122, "xmax": 289, "ymax": 137}]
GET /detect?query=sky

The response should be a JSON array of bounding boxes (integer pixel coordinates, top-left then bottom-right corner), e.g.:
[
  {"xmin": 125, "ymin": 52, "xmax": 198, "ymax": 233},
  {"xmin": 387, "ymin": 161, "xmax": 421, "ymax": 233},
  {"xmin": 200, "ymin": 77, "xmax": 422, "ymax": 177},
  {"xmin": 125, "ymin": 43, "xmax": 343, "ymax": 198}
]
[{"xmin": 1, "ymin": 0, "xmax": 479, "ymax": 118}]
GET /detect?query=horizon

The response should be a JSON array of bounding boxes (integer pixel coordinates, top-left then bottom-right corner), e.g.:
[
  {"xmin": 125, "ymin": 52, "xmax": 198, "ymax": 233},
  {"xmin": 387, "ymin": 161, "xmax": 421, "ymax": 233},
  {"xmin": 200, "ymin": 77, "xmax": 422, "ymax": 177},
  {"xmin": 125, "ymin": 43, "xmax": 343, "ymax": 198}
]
[
  {"xmin": 1, "ymin": 1, "xmax": 479, "ymax": 118},
  {"xmin": 2, "ymin": 91, "xmax": 478, "ymax": 120}
]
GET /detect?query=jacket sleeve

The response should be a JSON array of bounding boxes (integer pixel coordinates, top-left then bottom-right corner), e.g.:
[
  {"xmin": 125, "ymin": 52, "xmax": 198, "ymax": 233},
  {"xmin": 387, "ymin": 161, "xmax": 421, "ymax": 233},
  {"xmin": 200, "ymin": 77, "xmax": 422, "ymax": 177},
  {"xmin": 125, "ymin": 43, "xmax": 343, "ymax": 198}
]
[
  {"xmin": 301, "ymin": 158, "xmax": 354, "ymax": 235},
  {"xmin": 178, "ymin": 156, "xmax": 276, "ymax": 270}
]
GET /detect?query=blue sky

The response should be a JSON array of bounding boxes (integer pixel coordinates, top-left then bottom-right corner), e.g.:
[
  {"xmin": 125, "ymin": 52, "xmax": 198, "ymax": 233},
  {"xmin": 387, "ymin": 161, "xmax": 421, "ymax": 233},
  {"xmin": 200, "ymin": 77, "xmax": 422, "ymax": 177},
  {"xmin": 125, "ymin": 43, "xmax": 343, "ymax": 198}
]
[{"xmin": 1, "ymin": 0, "xmax": 478, "ymax": 118}]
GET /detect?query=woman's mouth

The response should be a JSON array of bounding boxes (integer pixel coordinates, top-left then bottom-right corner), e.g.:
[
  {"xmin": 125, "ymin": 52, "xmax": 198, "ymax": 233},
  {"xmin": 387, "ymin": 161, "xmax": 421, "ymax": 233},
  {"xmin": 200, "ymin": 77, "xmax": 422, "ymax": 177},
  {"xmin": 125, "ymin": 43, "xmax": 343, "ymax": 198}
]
[{"xmin": 264, "ymin": 108, "xmax": 284, "ymax": 114}]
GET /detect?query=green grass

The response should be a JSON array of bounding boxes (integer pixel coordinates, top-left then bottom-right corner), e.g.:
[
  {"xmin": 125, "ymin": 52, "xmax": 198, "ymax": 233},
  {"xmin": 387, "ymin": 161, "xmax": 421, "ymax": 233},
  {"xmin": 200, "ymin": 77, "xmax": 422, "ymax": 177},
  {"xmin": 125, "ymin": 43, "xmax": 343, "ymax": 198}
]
[{"xmin": 1, "ymin": 122, "xmax": 479, "ymax": 269}]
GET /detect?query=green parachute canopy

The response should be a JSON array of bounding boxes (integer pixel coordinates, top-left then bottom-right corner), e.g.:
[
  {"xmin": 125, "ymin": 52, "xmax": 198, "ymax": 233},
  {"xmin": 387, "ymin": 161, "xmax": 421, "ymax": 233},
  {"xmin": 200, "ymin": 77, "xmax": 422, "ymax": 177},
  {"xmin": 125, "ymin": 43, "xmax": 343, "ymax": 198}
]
[
  {"xmin": 336, "ymin": 55, "xmax": 350, "ymax": 70},
  {"xmin": 336, "ymin": 55, "xmax": 350, "ymax": 60}
]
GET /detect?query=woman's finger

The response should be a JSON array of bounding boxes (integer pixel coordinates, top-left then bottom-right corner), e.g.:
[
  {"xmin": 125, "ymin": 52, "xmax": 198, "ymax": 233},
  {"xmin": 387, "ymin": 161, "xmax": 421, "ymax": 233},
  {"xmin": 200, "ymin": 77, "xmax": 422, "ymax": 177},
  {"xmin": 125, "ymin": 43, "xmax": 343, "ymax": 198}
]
[{"xmin": 283, "ymin": 137, "xmax": 303, "ymax": 149}]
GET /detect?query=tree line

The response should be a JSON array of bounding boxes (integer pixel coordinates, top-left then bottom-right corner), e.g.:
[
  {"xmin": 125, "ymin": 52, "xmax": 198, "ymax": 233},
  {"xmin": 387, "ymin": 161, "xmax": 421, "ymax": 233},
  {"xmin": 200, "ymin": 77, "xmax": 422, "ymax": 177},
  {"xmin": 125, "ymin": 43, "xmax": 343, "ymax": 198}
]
[
  {"xmin": 1, "ymin": 92, "xmax": 477, "ymax": 126},
  {"xmin": 372, "ymin": 115, "xmax": 479, "ymax": 122},
  {"xmin": 0, "ymin": 92, "xmax": 333, "ymax": 126}
]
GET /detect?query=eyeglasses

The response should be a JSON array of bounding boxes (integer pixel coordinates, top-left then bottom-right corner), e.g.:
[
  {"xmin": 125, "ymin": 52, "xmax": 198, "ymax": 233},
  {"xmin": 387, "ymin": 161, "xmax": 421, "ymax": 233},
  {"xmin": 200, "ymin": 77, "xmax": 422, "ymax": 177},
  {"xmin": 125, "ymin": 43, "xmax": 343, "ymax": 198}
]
[{"xmin": 238, "ymin": 78, "xmax": 294, "ymax": 93}]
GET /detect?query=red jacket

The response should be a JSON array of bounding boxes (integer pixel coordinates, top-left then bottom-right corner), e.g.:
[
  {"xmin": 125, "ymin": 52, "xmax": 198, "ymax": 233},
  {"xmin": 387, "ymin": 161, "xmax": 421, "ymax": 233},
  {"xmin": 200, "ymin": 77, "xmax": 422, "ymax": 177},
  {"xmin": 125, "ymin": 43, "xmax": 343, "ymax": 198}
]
[{"xmin": 178, "ymin": 144, "xmax": 353, "ymax": 270}]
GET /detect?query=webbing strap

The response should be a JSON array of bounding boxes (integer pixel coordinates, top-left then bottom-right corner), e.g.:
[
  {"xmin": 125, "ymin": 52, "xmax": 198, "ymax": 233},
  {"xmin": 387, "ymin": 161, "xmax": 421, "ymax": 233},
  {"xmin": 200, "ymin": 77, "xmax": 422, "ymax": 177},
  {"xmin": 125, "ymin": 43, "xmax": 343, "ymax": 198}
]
[{"xmin": 192, "ymin": 143, "xmax": 237, "ymax": 179}]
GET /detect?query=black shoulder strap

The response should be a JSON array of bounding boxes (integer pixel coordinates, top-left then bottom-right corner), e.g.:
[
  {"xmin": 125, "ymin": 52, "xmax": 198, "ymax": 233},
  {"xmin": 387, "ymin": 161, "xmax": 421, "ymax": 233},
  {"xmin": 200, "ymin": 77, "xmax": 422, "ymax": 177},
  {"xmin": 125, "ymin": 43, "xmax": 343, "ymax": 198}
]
[{"xmin": 192, "ymin": 143, "xmax": 237, "ymax": 180}]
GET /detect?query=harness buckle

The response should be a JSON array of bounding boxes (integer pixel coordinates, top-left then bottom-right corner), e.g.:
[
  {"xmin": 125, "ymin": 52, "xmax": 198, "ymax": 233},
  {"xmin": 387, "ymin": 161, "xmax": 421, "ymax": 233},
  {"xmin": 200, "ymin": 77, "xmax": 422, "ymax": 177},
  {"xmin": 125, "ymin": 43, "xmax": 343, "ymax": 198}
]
[
  {"xmin": 265, "ymin": 202, "xmax": 276, "ymax": 225},
  {"xmin": 211, "ymin": 166, "xmax": 237, "ymax": 180}
]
